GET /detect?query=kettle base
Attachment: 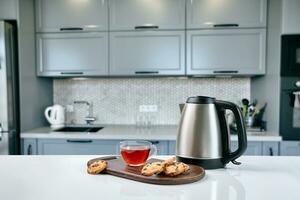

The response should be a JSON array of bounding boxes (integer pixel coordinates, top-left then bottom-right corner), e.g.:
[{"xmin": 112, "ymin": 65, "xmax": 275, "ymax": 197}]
[{"xmin": 177, "ymin": 156, "xmax": 225, "ymax": 169}]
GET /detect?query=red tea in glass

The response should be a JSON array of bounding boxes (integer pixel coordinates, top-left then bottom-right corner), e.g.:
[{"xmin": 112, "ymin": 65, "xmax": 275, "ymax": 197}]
[{"xmin": 120, "ymin": 141, "xmax": 157, "ymax": 166}]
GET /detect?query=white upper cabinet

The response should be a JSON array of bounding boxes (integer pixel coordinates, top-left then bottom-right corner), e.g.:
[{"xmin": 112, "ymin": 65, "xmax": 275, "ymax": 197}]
[
  {"xmin": 110, "ymin": 31, "xmax": 185, "ymax": 76},
  {"xmin": 37, "ymin": 32, "xmax": 108, "ymax": 76},
  {"xmin": 35, "ymin": 0, "xmax": 108, "ymax": 32},
  {"xmin": 187, "ymin": 0, "xmax": 267, "ymax": 29},
  {"xmin": 109, "ymin": 0, "xmax": 185, "ymax": 31},
  {"xmin": 187, "ymin": 29, "xmax": 266, "ymax": 76},
  {"xmin": 282, "ymin": 0, "xmax": 300, "ymax": 34}
]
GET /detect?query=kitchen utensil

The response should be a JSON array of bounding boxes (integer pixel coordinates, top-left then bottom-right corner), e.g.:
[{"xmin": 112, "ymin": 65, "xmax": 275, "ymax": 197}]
[
  {"xmin": 177, "ymin": 96, "xmax": 247, "ymax": 169},
  {"xmin": 241, "ymin": 98, "xmax": 249, "ymax": 116},
  {"xmin": 120, "ymin": 141, "xmax": 157, "ymax": 166},
  {"xmin": 44, "ymin": 105, "xmax": 65, "ymax": 129},
  {"xmin": 87, "ymin": 156, "xmax": 205, "ymax": 185}
]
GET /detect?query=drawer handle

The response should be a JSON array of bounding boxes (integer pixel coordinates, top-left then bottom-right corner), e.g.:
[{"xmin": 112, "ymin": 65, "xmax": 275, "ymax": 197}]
[
  {"xmin": 27, "ymin": 144, "xmax": 32, "ymax": 155},
  {"xmin": 213, "ymin": 24, "xmax": 239, "ymax": 28},
  {"xmin": 60, "ymin": 72, "xmax": 84, "ymax": 75},
  {"xmin": 67, "ymin": 140, "xmax": 93, "ymax": 143},
  {"xmin": 60, "ymin": 27, "xmax": 83, "ymax": 31},
  {"xmin": 269, "ymin": 147, "xmax": 274, "ymax": 156},
  {"xmin": 213, "ymin": 70, "xmax": 239, "ymax": 74},
  {"xmin": 150, "ymin": 141, "xmax": 160, "ymax": 145},
  {"xmin": 135, "ymin": 71, "xmax": 159, "ymax": 74},
  {"xmin": 135, "ymin": 25, "xmax": 159, "ymax": 30}
]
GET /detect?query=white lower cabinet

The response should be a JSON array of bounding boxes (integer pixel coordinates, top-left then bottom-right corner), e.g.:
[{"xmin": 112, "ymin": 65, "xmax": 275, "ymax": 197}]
[
  {"xmin": 23, "ymin": 139, "xmax": 168, "ymax": 155},
  {"xmin": 280, "ymin": 141, "xmax": 300, "ymax": 156},
  {"xmin": 37, "ymin": 139, "xmax": 121, "ymax": 155},
  {"xmin": 262, "ymin": 142, "xmax": 280, "ymax": 156},
  {"xmin": 231, "ymin": 141, "xmax": 262, "ymax": 155},
  {"xmin": 22, "ymin": 138, "xmax": 281, "ymax": 156},
  {"xmin": 22, "ymin": 139, "xmax": 38, "ymax": 155},
  {"xmin": 149, "ymin": 141, "xmax": 169, "ymax": 155},
  {"xmin": 168, "ymin": 141, "xmax": 176, "ymax": 155}
]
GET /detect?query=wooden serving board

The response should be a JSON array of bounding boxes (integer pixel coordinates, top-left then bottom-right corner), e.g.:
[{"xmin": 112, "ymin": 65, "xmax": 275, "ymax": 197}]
[{"xmin": 87, "ymin": 156, "xmax": 205, "ymax": 185}]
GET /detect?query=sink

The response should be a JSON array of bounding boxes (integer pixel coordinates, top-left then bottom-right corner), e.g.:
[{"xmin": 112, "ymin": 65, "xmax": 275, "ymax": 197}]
[{"xmin": 54, "ymin": 127, "xmax": 103, "ymax": 133}]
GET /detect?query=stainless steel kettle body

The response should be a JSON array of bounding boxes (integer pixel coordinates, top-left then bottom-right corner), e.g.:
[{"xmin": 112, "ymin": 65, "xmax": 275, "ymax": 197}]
[{"xmin": 176, "ymin": 96, "xmax": 247, "ymax": 169}]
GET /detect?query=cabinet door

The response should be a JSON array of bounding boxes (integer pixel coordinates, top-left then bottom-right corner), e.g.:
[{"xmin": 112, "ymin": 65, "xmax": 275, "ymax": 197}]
[
  {"xmin": 35, "ymin": 0, "xmax": 108, "ymax": 32},
  {"xmin": 187, "ymin": 0, "xmax": 267, "ymax": 29},
  {"xmin": 168, "ymin": 141, "xmax": 176, "ymax": 155},
  {"xmin": 110, "ymin": 31, "xmax": 185, "ymax": 76},
  {"xmin": 38, "ymin": 139, "xmax": 120, "ymax": 155},
  {"xmin": 149, "ymin": 141, "xmax": 169, "ymax": 155},
  {"xmin": 262, "ymin": 142, "xmax": 279, "ymax": 156},
  {"xmin": 109, "ymin": 0, "xmax": 185, "ymax": 31},
  {"xmin": 22, "ymin": 139, "xmax": 38, "ymax": 155},
  {"xmin": 37, "ymin": 32, "xmax": 108, "ymax": 77},
  {"xmin": 231, "ymin": 141, "xmax": 262, "ymax": 155},
  {"xmin": 187, "ymin": 29, "xmax": 266, "ymax": 76},
  {"xmin": 280, "ymin": 141, "xmax": 300, "ymax": 156},
  {"xmin": 0, "ymin": 0, "xmax": 18, "ymax": 20}
]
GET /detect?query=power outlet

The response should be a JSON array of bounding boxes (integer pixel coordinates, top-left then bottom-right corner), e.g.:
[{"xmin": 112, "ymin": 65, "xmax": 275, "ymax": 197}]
[
  {"xmin": 66, "ymin": 104, "xmax": 74, "ymax": 112},
  {"xmin": 139, "ymin": 105, "xmax": 158, "ymax": 112}
]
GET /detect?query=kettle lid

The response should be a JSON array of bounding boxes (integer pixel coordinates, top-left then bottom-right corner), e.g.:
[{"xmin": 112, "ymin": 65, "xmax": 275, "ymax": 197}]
[{"xmin": 186, "ymin": 96, "xmax": 216, "ymax": 104}]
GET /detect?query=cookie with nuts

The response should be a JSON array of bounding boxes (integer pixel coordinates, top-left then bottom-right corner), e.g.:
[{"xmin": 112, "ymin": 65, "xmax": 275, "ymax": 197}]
[
  {"xmin": 163, "ymin": 162, "xmax": 190, "ymax": 177},
  {"xmin": 141, "ymin": 162, "xmax": 165, "ymax": 176},
  {"xmin": 87, "ymin": 160, "xmax": 108, "ymax": 175}
]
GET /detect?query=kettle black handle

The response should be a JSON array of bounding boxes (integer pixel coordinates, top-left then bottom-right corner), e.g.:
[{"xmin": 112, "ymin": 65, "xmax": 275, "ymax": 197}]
[{"xmin": 216, "ymin": 100, "xmax": 247, "ymax": 164}]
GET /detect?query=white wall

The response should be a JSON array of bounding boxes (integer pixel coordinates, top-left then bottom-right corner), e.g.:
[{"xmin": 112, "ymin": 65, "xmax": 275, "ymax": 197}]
[
  {"xmin": 251, "ymin": 0, "xmax": 282, "ymax": 133},
  {"xmin": 282, "ymin": 0, "xmax": 300, "ymax": 34}
]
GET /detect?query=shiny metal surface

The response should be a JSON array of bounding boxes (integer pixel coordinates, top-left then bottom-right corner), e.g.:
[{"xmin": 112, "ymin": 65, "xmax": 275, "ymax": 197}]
[
  {"xmin": 177, "ymin": 103, "xmax": 223, "ymax": 159},
  {"xmin": 0, "ymin": 21, "xmax": 18, "ymax": 154},
  {"xmin": 0, "ymin": 21, "xmax": 9, "ymax": 131},
  {"xmin": 0, "ymin": 132, "xmax": 9, "ymax": 155}
]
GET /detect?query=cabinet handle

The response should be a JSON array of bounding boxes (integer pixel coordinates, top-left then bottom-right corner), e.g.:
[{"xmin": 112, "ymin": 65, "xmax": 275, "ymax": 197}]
[
  {"xmin": 60, "ymin": 27, "xmax": 83, "ymax": 31},
  {"xmin": 135, "ymin": 71, "xmax": 159, "ymax": 74},
  {"xmin": 213, "ymin": 24, "xmax": 239, "ymax": 28},
  {"xmin": 213, "ymin": 70, "xmax": 239, "ymax": 74},
  {"xmin": 269, "ymin": 147, "xmax": 274, "ymax": 156},
  {"xmin": 135, "ymin": 25, "xmax": 159, "ymax": 30},
  {"xmin": 27, "ymin": 144, "xmax": 32, "ymax": 155},
  {"xmin": 60, "ymin": 72, "xmax": 84, "ymax": 75},
  {"xmin": 150, "ymin": 141, "xmax": 160, "ymax": 145},
  {"xmin": 67, "ymin": 140, "xmax": 93, "ymax": 143}
]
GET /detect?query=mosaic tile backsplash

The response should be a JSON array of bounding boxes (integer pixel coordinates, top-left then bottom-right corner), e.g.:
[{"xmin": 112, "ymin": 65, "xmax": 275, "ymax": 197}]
[{"xmin": 54, "ymin": 78, "xmax": 250, "ymax": 125}]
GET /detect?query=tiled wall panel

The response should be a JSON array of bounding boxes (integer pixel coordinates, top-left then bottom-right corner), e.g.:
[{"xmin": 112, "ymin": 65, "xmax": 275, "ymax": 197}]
[{"xmin": 54, "ymin": 78, "xmax": 250, "ymax": 125}]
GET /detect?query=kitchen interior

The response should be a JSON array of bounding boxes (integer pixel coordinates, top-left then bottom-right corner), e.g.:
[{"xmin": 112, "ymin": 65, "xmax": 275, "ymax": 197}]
[{"xmin": 0, "ymin": 0, "xmax": 300, "ymax": 199}]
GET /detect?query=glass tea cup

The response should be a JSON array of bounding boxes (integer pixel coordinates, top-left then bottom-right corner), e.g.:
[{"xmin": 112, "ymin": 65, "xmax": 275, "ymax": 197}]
[{"xmin": 119, "ymin": 140, "xmax": 157, "ymax": 166}]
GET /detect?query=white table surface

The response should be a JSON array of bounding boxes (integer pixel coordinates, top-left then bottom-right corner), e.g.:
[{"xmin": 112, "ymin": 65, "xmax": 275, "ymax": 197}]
[
  {"xmin": 21, "ymin": 125, "xmax": 282, "ymax": 141},
  {"xmin": 0, "ymin": 156, "xmax": 298, "ymax": 200}
]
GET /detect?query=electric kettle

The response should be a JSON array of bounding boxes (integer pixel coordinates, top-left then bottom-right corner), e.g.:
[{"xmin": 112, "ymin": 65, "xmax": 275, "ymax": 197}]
[
  {"xmin": 176, "ymin": 96, "xmax": 247, "ymax": 169},
  {"xmin": 44, "ymin": 105, "xmax": 65, "ymax": 129}
]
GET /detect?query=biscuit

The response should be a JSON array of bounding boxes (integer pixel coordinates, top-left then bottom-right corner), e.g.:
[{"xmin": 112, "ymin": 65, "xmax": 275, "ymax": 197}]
[
  {"xmin": 162, "ymin": 157, "xmax": 176, "ymax": 166},
  {"xmin": 141, "ymin": 162, "xmax": 164, "ymax": 176},
  {"xmin": 163, "ymin": 162, "xmax": 189, "ymax": 177},
  {"xmin": 87, "ymin": 160, "xmax": 107, "ymax": 175}
]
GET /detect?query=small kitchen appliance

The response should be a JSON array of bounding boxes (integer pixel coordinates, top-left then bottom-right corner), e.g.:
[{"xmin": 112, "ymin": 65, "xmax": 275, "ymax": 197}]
[
  {"xmin": 176, "ymin": 96, "xmax": 247, "ymax": 169},
  {"xmin": 44, "ymin": 105, "xmax": 65, "ymax": 129}
]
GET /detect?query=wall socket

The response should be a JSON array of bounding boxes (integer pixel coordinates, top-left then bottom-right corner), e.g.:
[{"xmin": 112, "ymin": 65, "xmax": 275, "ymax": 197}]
[
  {"xmin": 66, "ymin": 105, "xmax": 74, "ymax": 112},
  {"xmin": 139, "ymin": 105, "xmax": 158, "ymax": 112}
]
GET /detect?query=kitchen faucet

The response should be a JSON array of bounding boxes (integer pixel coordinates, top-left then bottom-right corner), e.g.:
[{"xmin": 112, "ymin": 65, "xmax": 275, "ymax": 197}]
[{"xmin": 73, "ymin": 101, "xmax": 96, "ymax": 125}]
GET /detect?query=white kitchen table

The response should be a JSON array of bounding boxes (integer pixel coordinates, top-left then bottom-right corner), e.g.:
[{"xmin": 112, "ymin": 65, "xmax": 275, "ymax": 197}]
[{"xmin": 0, "ymin": 156, "xmax": 298, "ymax": 200}]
